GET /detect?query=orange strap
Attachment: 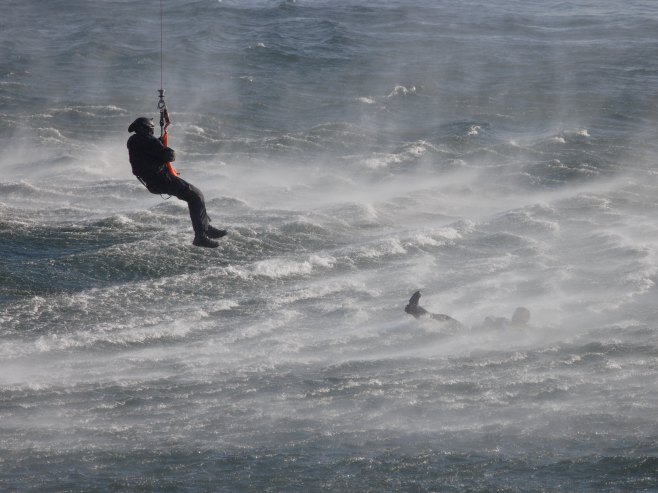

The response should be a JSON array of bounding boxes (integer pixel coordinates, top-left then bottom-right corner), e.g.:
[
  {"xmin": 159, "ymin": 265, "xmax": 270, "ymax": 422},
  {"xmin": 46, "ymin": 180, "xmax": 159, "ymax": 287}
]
[{"xmin": 162, "ymin": 131, "xmax": 180, "ymax": 177}]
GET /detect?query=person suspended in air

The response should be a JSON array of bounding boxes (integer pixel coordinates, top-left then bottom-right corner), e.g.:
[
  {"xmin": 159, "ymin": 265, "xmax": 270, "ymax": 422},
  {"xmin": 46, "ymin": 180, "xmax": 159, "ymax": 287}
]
[{"xmin": 127, "ymin": 116, "xmax": 227, "ymax": 248}]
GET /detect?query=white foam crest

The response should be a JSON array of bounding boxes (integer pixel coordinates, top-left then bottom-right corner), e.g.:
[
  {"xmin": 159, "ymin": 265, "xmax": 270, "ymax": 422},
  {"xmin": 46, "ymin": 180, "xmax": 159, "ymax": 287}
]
[
  {"xmin": 407, "ymin": 142, "xmax": 429, "ymax": 158},
  {"xmin": 433, "ymin": 226, "xmax": 465, "ymax": 240},
  {"xmin": 0, "ymin": 340, "xmax": 32, "ymax": 361},
  {"xmin": 465, "ymin": 254, "xmax": 515, "ymax": 276},
  {"xmin": 271, "ymin": 277, "xmax": 371, "ymax": 307},
  {"xmin": 207, "ymin": 299, "xmax": 239, "ymax": 311},
  {"xmin": 223, "ymin": 309, "xmax": 299, "ymax": 345},
  {"xmin": 32, "ymin": 319, "xmax": 194, "ymax": 353},
  {"xmin": 222, "ymin": 264, "xmax": 252, "ymax": 280},
  {"xmin": 50, "ymin": 107, "xmax": 94, "ymax": 118},
  {"xmin": 185, "ymin": 125, "xmax": 206, "ymax": 135},
  {"xmin": 0, "ymin": 80, "xmax": 25, "ymax": 88},
  {"xmin": 327, "ymin": 202, "xmax": 379, "ymax": 225},
  {"xmin": 254, "ymin": 258, "xmax": 312, "ymax": 278},
  {"xmin": 36, "ymin": 127, "xmax": 67, "ymax": 144},
  {"xmin": 355, "ymin": 238, "xmax": 406, "ymax": 259},
  {"xmin": 101, "ymin": 214, "xmax": 134, "ymax": 226},
  {"xmin": 453, "ymin": 219, "xmax": 476, "ymax": 234},
  {"xmin": 413, "ymin": 233, "xmax": 446, "ymax": 247},
  {"xmin": 252, "ymin": 254, "xmax": 336, "ymax": 278},
  {"xmin": 410, "ymin": 225, "xmax": 464, "ymax": 247},
  {"xmin": 0, "ymin": 268, "xmax": 216, "ymax": 341},
  {"xmin": 361, "ymin": 141, "xmax": 434, "ymax": 169},
  {"xmin": 550, "ymin": 128, "xmax": 590, "ymax": 145},
  {"xmin": 467, "ymin": 125, "xmax": 481, "ymax": 136},
  {"xmin": 387, "ymin": 85, "xmax": 417, "ymax": 97},
  {"xmin": 497, "ymin": 209, "xmax": 561, "ymax": 235},
  {"xmin": 624, "ymin": 271, "xmax": 656, "ymax": 295},
  {"xmin": 53, "ymin": 105, "xmax": 127, "ymax": 116}
]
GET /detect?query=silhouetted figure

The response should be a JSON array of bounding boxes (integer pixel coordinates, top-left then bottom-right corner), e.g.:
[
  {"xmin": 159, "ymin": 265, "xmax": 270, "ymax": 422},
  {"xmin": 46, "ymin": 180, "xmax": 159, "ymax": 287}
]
[
  {"xmin": 127, "ymin": 116, "xmax": 227, "ymax": 248},
  {"xmin": 483, "ymin": 306, "xmax": 531, "ymax": 330},
  {"xmin": 405, "ymin": 291, "xmax": 464, "ymax": 328}
]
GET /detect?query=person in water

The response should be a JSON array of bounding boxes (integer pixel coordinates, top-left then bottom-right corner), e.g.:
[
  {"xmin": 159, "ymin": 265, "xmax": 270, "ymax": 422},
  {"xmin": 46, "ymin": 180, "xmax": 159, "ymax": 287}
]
[
  {"xmin": 404, "ymin": 290, "xmax": 464, "ymax": 328},
  {"xmin": 482, "ymin": 306, "xmax": 530, "ymax": 330},
  {"xmin": 127, "ymin": 117, "xmax": 227, "ymax": 248}
]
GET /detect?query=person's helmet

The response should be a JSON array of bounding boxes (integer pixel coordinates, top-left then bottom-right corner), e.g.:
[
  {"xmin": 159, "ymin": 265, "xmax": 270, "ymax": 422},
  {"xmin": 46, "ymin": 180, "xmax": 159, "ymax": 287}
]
[{"xmin": 128, "ymin": 117, "xmax": 155, "ymax": 135}]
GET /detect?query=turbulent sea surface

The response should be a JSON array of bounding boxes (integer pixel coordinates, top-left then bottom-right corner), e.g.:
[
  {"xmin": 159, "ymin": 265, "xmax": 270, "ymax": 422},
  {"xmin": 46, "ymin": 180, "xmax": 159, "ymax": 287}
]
[{"xmin": 2, "ymin": 0, "xmax": 658, "ymax": 491}]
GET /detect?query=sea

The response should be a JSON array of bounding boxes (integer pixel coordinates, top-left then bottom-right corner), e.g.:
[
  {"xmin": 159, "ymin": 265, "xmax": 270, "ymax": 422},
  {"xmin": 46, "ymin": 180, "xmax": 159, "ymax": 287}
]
[{"xmin": 1, "ymin": 0, "xmax": 657, "ymax": 491}]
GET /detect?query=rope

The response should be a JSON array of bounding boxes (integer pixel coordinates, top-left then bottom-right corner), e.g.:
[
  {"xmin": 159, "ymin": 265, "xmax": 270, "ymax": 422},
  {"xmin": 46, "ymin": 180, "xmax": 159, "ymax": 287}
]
[
  {"xmin": 160, "ymin": 0, "xmax": 164, "ymax": 91},
  {"xmin": 157, "ymin": 0, "xmax": 179, "ymax": 179}
]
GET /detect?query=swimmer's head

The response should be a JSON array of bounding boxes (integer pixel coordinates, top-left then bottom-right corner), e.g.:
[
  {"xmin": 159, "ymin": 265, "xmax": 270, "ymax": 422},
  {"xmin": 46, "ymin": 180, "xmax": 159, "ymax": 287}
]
[{"xmin": 511, "ymin": 307, "xmax": 530, "ymax": 327}]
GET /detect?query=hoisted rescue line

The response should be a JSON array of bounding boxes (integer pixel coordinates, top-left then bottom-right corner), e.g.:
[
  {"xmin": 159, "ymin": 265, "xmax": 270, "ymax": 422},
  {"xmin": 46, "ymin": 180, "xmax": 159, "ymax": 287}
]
[
  {"xmin": 157, "ymin": 89, "xmax": 179, "ymax": 177},
  {"xmin": 158, "ymin": 0, "xmax": 180, "ymax": 178},
  {"xmin": 127, "ymin": 0, "xmax": 227, "ymax": 247}
]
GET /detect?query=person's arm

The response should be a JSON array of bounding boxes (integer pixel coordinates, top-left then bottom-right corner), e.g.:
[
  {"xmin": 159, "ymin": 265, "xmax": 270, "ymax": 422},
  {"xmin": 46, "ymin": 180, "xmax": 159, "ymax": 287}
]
[{"xmin": 146, "ymin": 136, "xmax": 176, "ymax": 163}]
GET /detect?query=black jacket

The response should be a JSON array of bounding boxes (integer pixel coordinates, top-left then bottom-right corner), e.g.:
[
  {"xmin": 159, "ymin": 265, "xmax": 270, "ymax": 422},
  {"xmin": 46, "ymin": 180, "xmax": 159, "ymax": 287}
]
[{"xmin": 127, "ymin": 133, "xmax": 176, "ymax": 184}]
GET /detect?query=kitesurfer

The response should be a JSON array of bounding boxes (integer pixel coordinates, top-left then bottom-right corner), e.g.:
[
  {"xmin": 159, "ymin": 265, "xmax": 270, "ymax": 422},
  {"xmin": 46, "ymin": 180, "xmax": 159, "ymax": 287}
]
[
  {"xmin": 127, "ymin": 116, "xmax": 227, "ymax": 248},
  {"xmin": 405, "ymin": 290, "xmax": 464, "ymax": 329}
]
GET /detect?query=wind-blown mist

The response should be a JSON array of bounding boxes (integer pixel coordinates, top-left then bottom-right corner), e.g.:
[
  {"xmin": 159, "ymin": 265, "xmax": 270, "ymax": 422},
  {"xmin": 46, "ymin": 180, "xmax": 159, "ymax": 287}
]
[{"xmin": 1, "ymin": 0, "xmax": 657, "ymax": 491}]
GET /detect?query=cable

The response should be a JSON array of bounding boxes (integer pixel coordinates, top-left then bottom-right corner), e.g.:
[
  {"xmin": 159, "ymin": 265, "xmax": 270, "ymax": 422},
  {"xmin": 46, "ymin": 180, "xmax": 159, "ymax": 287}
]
[{"xmin": 160, "ymin": 0, "xmax": 164, "ymax": 91}]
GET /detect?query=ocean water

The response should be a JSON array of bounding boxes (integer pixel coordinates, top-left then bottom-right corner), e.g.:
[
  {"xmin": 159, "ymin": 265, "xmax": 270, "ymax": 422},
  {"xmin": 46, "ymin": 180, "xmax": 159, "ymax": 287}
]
[{"xmin": 1, "ymin": 0, "xmax": 658, "ymax": 491}]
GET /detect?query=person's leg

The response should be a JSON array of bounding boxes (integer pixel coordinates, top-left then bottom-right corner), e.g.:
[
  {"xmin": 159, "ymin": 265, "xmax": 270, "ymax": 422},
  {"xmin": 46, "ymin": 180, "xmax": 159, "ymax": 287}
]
[
  {"xmin": 166, "ymin": 178, "xmax": 210, "ymax": 236},
  {"xmin": 144, "ymin": 174, "xmax": 224, "ymax": 247}
]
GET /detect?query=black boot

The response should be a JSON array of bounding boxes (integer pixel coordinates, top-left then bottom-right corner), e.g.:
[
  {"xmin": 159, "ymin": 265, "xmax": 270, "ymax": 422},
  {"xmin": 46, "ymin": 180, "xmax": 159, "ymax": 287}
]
[
  {"xmin": 206, "ymin": 225, "xmax": 228, "ymax": 239},
  {"xmin": 193, "ymin": 233, "xmax": 219, "ymax": 248}
]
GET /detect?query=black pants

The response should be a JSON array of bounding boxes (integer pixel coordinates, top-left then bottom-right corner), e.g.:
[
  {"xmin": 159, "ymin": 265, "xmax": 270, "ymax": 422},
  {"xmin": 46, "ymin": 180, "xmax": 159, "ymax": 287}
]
[{"xmin": 143, "ymin": 174, "xmax": 210, "ymax": 236}]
